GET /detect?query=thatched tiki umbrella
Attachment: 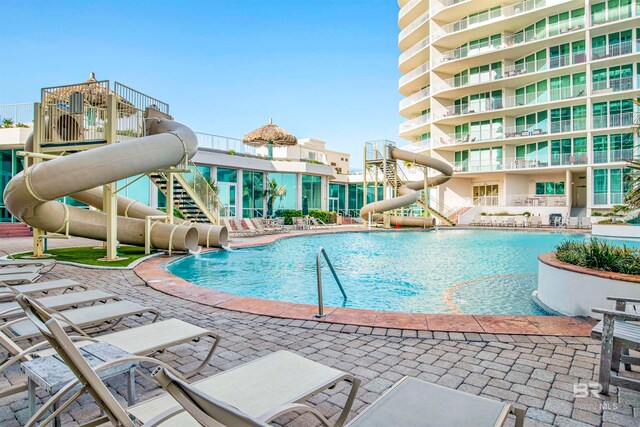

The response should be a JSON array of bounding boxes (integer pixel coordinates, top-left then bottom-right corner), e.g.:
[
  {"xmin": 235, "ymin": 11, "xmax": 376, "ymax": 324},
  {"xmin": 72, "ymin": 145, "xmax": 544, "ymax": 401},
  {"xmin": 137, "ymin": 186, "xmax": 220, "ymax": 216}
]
[
  {"xmin": 45, "ymin": 72, "xmax": 137, "ymax": 120},
  {"xmin": 243, "ymin": 119, "xmax": 297, "ymax": 159}
]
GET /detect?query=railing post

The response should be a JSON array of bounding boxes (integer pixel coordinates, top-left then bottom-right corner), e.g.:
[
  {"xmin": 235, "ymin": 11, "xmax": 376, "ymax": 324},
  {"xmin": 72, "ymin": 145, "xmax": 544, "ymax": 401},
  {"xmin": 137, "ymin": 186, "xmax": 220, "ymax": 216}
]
[{"xmin": 316, "ymin": 251, "xmax": 324, "ymax": 317}]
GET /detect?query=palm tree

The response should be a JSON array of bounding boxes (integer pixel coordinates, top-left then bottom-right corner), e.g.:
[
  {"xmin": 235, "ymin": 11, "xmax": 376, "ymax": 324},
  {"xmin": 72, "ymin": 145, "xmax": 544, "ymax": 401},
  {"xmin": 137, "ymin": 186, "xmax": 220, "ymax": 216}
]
[
  {"xmin": 2, "ymin": 118, "xmax": 14, "ymax": 128},
  {"xmin": 263, "ymin": 179, "xmax": 286, "ymax": 217},
  {"xmin": 625, "ymin": 159, "xmax": 640, "ymax": 209}
]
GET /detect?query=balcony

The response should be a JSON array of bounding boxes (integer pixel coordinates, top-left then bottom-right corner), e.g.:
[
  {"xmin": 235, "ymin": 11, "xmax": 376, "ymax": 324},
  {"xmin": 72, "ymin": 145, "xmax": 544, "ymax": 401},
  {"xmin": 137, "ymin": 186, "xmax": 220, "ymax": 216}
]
[
  {"xmin": 593, "ymin": 76, "xmax": 634, "ymax": 93},
  {"xmin": 440, "ymin": 130, "xmax": 503, "ymax": 147},
  {"xmin": 506, "ymin": 194, "xmax": 567, "ymax": 207},
  {"xmin": 399, "ymin": 60, "xmax": 433, "ymax": 91},
  {"xmin": 400, "ymin": 139, "xmax": 433, "ymax": 152},
  {"xmin": 196, "ymin": 132, "xmax": 257, "ymax": 155},
  {"xmin": 399, "ymin": 0, "xmax": 428, "ymax": 27},
  {"xmin": 399, "ymin": 87, "xmax": 430, "ymax": 111},
  {"xmin": 399, "ymin": 10, "xmax": 430, "ymax": 48},
  {"xmin": 507, "ymin": 153, "xmax": 588, "ymax": 170},
  {"xmin": 591, "ymin": 4, "xmax": 634, "ymax": 26},
  {"xmin": 435, "ymin": 0, "xmax": 548, "ymax": 41},
  {"xmin": 593, "ymin": 148, "xmax": 635, "ymax": 164},
  {"xmin": 593, "ymin": 112, "xmax": 636, "ymax": 129},
  {"xmin": 434, "ymin": 53, "xmax": 585, "ymax": 95},
  {"xmin": 440, "ymin": 86, "xmax": 586, "ymax": 120},
  {"xmin": 399, "ymin": 36, "xmax": 432, "ymax": 70},
  {"xmin": 436, "ymin": 23, "xmax": 584, "ymax": 67},
  {"xmin": 591, "ymin": 40, "xmax": 635, "ymax": 61},
  {"xmin": 399, "ymin": 113, "xmax": 433, "ymax": 134}
]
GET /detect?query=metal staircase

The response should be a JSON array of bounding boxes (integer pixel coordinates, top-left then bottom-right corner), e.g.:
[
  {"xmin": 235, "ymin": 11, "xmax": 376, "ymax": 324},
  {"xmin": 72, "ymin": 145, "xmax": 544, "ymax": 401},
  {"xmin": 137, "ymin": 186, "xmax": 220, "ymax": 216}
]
[
  {"xmin": 380, "ymin": 162, "xmax": 456, "ymax": 226},
  {"xmin": 148, "ymin": 161, "xmax": 224, "ymax": 224}
]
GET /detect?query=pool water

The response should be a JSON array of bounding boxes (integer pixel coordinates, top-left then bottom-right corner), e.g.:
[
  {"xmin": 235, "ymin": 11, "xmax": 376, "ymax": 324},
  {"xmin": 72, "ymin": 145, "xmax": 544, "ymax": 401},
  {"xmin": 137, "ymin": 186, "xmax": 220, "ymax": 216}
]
[{"xmin": 168, "ymin": 230, "xmax": 636, "ymax": 315}]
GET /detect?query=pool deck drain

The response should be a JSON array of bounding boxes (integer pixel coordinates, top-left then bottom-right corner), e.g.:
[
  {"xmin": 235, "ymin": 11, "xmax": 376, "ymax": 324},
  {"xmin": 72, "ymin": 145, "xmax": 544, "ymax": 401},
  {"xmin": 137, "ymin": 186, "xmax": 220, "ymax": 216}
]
[{"xmin": 135, "ymin": 227, "xmax": 597, "ymax": 336}]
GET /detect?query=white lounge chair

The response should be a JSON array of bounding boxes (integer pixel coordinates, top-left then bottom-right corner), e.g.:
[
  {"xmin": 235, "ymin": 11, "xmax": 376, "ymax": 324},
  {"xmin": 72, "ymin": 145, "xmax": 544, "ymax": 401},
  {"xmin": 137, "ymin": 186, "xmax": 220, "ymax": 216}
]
[
  {"xmin": 1, "ymin": 279, "xmax": 85, "ymax": 301},
  {"xmin": 566, "ymin": 217, "xmax": 579, "ymax": 229},
  {"xmin": 579, "ymin": 217, "xmax": 592, "ymax": 229},
  {"xmin": 0, "ymin": 289, "xmax": 119, "ymax": 319},
  {"xmin": 16, "ymin": 294, "xmax": 360, "ymax": 427}
]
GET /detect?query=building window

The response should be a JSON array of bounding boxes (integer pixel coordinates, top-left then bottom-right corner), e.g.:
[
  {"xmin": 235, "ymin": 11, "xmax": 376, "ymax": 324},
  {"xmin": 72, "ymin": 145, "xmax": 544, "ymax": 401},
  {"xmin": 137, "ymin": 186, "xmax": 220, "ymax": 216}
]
[
  {"xmin": 593, "ymin": 167, "xmax": 632, "ymax": 205},
  {"xmin": 301, "ymin": 175, "xmax": 322, "ymax": 210},
  {"xmin": 329, "ymin": 183, "xmax": 346, "ymax": 213},
  {"xmin": 593, "ymin": 133, "xmax": 635, "ymax": 163},
  {"xmin": 535, "ymin": 181, "xmax": 565, "ymax": 195},
  {"xmin": 269, "ymin": 172, "xmax": 297, "ymax": 211},
  {"xmin": 242, "ymin": 170, "xmax": 264, "ymax": 218}
]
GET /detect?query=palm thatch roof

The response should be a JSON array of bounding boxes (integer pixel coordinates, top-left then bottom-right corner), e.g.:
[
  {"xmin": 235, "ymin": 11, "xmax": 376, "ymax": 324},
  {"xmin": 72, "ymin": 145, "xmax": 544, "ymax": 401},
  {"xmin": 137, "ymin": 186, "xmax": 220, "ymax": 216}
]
[
  {"xmin": 243, "ymin": 119, "xmax": 298, "ymax": 147},
  {"xmin": 44, "ymin": 73, "xmax": 137, "ymax": 117}
]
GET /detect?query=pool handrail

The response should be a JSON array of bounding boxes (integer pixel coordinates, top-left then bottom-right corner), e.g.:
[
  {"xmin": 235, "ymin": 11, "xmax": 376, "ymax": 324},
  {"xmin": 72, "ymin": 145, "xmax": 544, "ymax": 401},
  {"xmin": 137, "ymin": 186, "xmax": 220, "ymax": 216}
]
[{"xmin": 315, "ymin": 247, "xmax": 347, "ymax": 318}]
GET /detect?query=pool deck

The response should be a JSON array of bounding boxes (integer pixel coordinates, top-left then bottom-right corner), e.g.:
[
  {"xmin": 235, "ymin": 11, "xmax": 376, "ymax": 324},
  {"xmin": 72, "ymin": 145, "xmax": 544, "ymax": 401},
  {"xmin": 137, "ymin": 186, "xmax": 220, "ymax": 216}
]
[
  {"xmin": 2, "ymin": 234, "xmax": 640, "ymax": 427},
  {"xmin": 136, "ymin": 225, "xmax": 597, "ymax": 336}
]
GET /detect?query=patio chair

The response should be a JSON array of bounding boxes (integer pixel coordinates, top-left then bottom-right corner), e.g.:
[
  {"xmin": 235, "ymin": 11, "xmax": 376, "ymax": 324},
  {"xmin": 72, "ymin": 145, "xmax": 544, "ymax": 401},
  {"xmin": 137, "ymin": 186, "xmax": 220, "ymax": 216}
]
[
  {"xmin": 309, "ymin": 217, "xmax": 330, "ymax": 229},
  {"xmin": 233, "ymin": 219, "xmax": 259, "ymax": 237},
  {"xmin": 504, "ymin": 217, "xmax": 515, "ymax": 227},
  {"xmin": 243, "ymin": 218, "xmax": 267, "ymax": 235},
  {"xmin": 292, "ymin": 217, "xmax": 305, "ymax": 230},
  {"xmin": 0, "ymin": 288, "xmax": 120, "ymax": 319},
  {"xmin": 0, "ymin": 259, "xmax": 55, "ymax": 273},
  {"xmin": 0, "ymin": 279, "xmax": 85, "ymax": 301},
  {"xmin": 470, "ymin": 216, "xmax": 480, "ymax": 225},
  {"xmin": 16, "ymin": 294, "xmax": 360, "ymax": 427},
  {"xmin": 529, "ymin": 216, "xmax": 542, "ymax": 228},
  {"xmin": 253, "ymin": 218, "xmax": 281, "ymax": 234},
  {"xmin": 0, "ymin": 300, "xmax": 160, "ymax": 345},
  {"xmin": 591, "ymin": 297, "xmax": 640, "ymax": 395},
  {"xmin": 514, "ymin": 217, "xmax": 524, "ymax": 228},
  {"xmin": 0, "ymin": 269, "xmax": 43, "ymax": 285},
  {"xmin": 566, "ymin": 217, "xmax": 579, "ymax": 229},
  {"xmin": 0, "ymin": 308, "xmax": 220, "ymax": 399},
  {"xmin": 579, "ymin": 217, "xmax": 592, "ymax": 229}
]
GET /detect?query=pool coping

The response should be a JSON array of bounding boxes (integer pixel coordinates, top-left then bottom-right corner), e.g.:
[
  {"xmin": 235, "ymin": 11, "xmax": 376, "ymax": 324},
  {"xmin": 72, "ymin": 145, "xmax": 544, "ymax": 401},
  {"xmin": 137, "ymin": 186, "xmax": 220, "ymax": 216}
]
[{"xmin": 134, "ymin": 227, "xmax": 597, "ymax": 336}]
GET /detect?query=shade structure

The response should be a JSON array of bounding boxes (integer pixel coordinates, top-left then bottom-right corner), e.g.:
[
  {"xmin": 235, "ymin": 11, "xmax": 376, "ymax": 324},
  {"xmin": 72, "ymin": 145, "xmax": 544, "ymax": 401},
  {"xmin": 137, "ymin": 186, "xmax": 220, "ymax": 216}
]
[
  {"xmin": 44, "ymin": 73, "xmax": 137, "ymax": 117},
  {"xmin": 242, "ymin": 119, "xmax": 298, "ymax": 147}
]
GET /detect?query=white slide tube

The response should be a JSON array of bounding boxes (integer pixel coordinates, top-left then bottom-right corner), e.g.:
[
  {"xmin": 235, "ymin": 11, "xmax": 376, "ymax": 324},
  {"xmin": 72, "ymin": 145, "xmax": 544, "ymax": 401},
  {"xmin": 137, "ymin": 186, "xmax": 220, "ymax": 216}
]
[
  {"xmin": 3, "ymin": 118, "xmax": 218, "ymax": 252},
  {"xmin": 359, "ymin": 147, "xmax": 453, "ymax": 226}
]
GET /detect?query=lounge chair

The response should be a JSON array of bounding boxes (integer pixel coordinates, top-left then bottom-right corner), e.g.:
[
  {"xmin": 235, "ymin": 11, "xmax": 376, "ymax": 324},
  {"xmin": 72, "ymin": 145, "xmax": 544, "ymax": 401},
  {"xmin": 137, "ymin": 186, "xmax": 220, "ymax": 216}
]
[
  {"xmin": 529, "ymin": 217, "xmax": 542, "ymax": 228},
  {"xmin": 252, "ymin": 218, "xmax": 278, "ymax": 234},
  {"xmin": 16, "ymin": 294, "xmax": 360, "ymax": 427},
  {"xmin": 233, "ymin": 218, "xmax": 259, "ymax": 236},
  {"xmin": 514, "ymin": 217, "xmax": 524, "ymax": 227},
  {"xmin": 0, "ymin": 271, "xmax": 42, "ymax": 285},
  {"xmin": 0, "ymin": 258, "xmax": 55, "ymax": 274},
  {"xmin": 309, "ymin": 217, "xmax": 330, "ymax": 229},
  {"xmin": 566, "ymin": 217, "xmax": 579, "ymax": 229},
  {"xmin": 591, "ymin": 297, "xmax": 640, "ymax": 395},
  {"xmin": 0, "ymin": 300, "xmax": 160, "ymax": 345},
  {"xmin": 244, "ymin": 218, "xmax": 268, "ymax": 235},
  {"xmin": 579, "ymin": 217, "xmax": 592, "ymax": 229},
  {"xmin": 0, "ymin": 266, "xmax": 42, "ymax": 275},
  {"xmin": 0, "ymin": 279, "xmax": 84, "ymax": 299},
  {"xmin": 504, "ymin": 217, "xmax": 515, "ymax": 227},
  {"xmin": 0, "ymin": 288, "xmax": 118, "ymax": 318},
  {"xmin": 0, "ymin": 311, "xmax": 220, "ymax": 399}
]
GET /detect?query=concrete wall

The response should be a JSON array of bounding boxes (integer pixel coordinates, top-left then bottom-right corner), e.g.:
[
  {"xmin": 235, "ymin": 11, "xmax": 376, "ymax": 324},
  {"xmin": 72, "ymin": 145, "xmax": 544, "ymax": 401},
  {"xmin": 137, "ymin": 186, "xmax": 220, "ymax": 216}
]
[
  {"xmin": 0, "ymin": 127, "xmax": 31, "ymax": 148},
  {"xmin": 592, "ymin": 224, "xmax": 640, "ymax": 239}
]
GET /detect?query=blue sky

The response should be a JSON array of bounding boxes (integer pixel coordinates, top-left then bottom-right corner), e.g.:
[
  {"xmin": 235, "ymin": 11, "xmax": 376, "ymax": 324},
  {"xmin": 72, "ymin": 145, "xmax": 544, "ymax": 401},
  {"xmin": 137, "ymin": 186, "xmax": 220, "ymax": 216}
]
[{"xmin": 0, "ymin": 0, "xmax": 401, "ymax": 166}]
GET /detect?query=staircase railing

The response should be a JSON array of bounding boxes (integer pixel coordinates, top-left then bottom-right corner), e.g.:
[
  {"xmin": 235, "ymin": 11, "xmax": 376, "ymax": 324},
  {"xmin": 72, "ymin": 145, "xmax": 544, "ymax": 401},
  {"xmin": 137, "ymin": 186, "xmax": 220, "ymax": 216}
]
[{"xmin": 181, "ymin": 161, "xmax": 231, "ymax": 222}]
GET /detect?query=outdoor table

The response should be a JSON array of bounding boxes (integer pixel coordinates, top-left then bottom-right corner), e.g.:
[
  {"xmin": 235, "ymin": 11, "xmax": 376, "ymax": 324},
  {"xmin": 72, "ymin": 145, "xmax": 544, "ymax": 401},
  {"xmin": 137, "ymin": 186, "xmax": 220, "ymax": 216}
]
[{"xmin": 21, "ymin": 342, "xmax": 138, "ymax": 427}]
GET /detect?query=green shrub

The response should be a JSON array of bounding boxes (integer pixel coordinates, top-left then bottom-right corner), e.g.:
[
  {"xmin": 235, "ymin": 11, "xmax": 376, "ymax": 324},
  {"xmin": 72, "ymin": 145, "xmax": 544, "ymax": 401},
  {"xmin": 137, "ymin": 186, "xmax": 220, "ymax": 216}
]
[
  {"xmin": 274, "ymin": 209, "xmax": 337, "ymax": 225},
  {"xmin": 555, "ymin": 238, "xmax": 640, "ymax": 276},
  {"xmin": 591, "ymin": 212, "xmax": 603, "ymax": 216}
]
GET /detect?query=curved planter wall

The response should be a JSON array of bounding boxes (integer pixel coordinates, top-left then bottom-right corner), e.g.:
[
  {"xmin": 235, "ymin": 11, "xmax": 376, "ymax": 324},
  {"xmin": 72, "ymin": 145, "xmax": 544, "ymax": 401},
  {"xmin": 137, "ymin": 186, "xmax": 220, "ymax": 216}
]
[
  {"xmin": 592, "ymin": 224, "xmax": 640, "ymax": 239},
  {"xmin": 536, "ymin": 252, "xmax": 640, "ymax": 318}
]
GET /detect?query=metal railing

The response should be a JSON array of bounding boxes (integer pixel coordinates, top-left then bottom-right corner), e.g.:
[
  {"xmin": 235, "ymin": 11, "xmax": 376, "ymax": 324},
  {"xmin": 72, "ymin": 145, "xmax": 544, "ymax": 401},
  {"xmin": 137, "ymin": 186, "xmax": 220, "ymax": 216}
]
[
  {"xmin": 399, "ymin": 35, "xmax": 432, "ymax": 65},
  {"xmin": 315, "ymin": 247, "xmax": 347, "ymax": 317},
  {"xmin": 399, "ymin": 10, "xmax": 430, "ymax": 42},
  {"xmin": 399, "ymin": 113, "xmax": 432, "ymax": 133},
  {"xmin": 185, "ymin": 161, "xmax": 231, "ymax": 221},
  {"xmin": 0, "ymin": 103, "xmax": 35, "ymax": 126},
  {"xmin": 591, "ymin": 5, "xmax": 633, "ymax": 26},
  {"xmin": 399, "ymin": 0, "xmax": 421, "ymax": 20},
  {"xmin": 399, "ymin": 87, "xmax": 430, "ymax": 110},
  {"xmin": 593, "ymin": 148, "xmax": 635, "ymax": 164},
  {"xmin": 195, "ymin": 132, "xmax": 257, "ymax": 155},
  {"xmin": 591, "ymin": 40, "xmax": 635, "ymax": 60},
  {"xmin": 114, "ymin": 82, "xmax": 170, "ymax": 115},
  {"xmin": 400, "ymin": 139, "xmax": 432, "ymax": 152},
  {"xmin": 399, "ymin": 60, "xmax": 433, "ymax": 87},
  {"xmin": 593, "ymin": 76, "xmax": 634, "ymax": 92},
  {"xmin": 593, "ymin": 112, "xmax": 636, "ymax": 129},
  {"xmin": 506, "ymin": 194, "xmax": 567, "ymax": 207}
]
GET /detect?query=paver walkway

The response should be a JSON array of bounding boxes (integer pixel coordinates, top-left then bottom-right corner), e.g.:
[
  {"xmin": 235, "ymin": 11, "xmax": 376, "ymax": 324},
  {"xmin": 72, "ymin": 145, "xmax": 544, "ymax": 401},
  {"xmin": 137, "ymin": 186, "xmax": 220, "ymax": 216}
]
[{"xmin": 1, "ymin": 236, "xmax": 640, "ymax": 426}]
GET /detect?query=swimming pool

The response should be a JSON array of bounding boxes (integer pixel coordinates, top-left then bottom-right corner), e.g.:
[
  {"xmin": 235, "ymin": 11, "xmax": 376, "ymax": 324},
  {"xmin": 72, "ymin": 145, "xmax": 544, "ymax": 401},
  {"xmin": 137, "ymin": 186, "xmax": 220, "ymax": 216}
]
[{"xmin": 168, "ymin": 230, "xmax": 636, "ymax": 316}]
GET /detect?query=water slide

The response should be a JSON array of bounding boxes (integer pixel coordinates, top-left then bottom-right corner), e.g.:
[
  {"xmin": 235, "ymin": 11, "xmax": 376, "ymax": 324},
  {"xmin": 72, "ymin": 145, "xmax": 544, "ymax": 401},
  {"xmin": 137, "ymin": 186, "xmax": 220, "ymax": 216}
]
[
  {"xmin": 3, "ymin": 118, "xmax": 228, "ymax": 252},
  {"xmin": 359, "ymin": 147, "xmax": 453, "ymax": 227}
]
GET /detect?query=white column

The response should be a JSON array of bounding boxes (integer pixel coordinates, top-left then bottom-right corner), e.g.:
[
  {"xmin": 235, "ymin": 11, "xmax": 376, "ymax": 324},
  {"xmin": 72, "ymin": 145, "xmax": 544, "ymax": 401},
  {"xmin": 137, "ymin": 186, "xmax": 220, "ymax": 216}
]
[
  {"xmin": 565, "ymin": 169, "xmax": 572, "ymax": 209},
  {"xmin": 236, "ymin": 168, "xmax": 243, "ymax": 218},
  {"xmin": 296, "ymin": 174, "xmax": 303, "ymax": 210}
]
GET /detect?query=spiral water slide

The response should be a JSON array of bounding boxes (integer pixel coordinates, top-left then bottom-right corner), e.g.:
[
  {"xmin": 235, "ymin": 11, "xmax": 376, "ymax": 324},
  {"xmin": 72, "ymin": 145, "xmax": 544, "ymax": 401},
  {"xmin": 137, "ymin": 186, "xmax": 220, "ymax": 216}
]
[
  {"xmin": 3, "ymin": 118, "xmax": 228, "ymax": 252},
  {"xmin": 359, "ymin": 147, "xmax": 453, "ymax": 227}
]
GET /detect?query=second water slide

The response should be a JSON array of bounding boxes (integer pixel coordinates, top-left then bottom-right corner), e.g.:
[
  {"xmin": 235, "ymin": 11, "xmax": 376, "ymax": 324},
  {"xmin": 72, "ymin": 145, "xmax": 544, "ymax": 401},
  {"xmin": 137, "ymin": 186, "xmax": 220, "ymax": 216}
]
[
  {"xmin": 4, "ymin": 118, "xmax": 228, "ymax": 252},
  {"xmin": 359, "ymin": 147, "xmax": 453, "ymax": 227}
]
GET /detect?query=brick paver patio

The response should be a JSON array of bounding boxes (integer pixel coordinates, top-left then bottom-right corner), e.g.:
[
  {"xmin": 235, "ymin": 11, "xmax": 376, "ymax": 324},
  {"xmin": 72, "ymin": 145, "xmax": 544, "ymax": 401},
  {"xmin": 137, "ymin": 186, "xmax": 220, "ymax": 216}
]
[{"xmin": 1, "ymin": 236, "xmax": 640, "ymax": 426}]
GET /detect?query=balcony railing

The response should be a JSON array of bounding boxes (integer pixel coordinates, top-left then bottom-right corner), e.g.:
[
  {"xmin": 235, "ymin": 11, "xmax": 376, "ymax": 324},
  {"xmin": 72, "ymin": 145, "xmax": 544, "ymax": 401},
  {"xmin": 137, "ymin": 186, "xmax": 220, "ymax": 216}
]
[
  {"xmin": 399, "ymin": 10, "xmax": 430, "ymax": 42},
  {"xmin": 594, "ymin": 192, "xmax": 624, "ymax": 205},
  {"xmin": 399, "ymin": 87, "xmax": 431, "ymax": 110},
  {"xmin": 0, "ymin": 103, "xmax": 35, "ymax": 126},
  {"xmin": 591, "ymin": 40, "xmax": 635, "ymax": 61},
  {"xmin": 399, "ymin": 60, "xmax": 433, "ymax": 87},
  {"xmin": 441, "ymin": 131, "xmax": 503, "ymax": 146},
  {"xmin": 591, "ymin": 5, "xmax": 634, "ymax": 26},
  {"xmin": 508, "ymin": 153, "xmax": 588, "ymax": 169},
  {"xmin": 400, "ymin": 139, "xmax": 433, "ymax": 152},
  {"xmin": 399, "ymin": 0, "xmax": 421, "ymax": 20},
  {"xmin": 196, "ymin": 132, "xmax": 257, "ymax": 155},
  {"xmin": 550, "ymin": 118, "xmax": 587, "ymax": 133},
  {"xmin": 437, "ymin": 23, "xmax": 584, "ymax": 64},
  {"xmin": 399, "ymin": 113, "xmax": 433, "ymax": 133},
  {"xmin": 441, "ymin": 86, "xmax": 586, "ymax": 118},
  {"xmin": 399, "ymin": 36, "xmax": 432, "ymax": 65},
  {"xmin": 436, "ymin": 0, "xmax": 547, "ymax": 39},
  {"xmin": 593, "ymin": 76, "xmax": 634, "ymax": 93},
  {"xmin": 506, "ymin": 194, "xmax": 567, "ymax": 207},
  {"xmin": 593, "ymin": 148, "xmax": 635, "ymax": 164},
  {"xmin": 593, "ymin": 112, "xmax": 636, "ymax": 129}
]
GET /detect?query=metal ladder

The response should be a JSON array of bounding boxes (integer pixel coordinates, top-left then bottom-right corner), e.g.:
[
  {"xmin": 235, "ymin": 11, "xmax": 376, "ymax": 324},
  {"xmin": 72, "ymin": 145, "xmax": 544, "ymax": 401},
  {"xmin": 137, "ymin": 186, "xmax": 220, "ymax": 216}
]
[{"xmin": 315, "ymin": 247, "xmax": 347, "ymax": 317}]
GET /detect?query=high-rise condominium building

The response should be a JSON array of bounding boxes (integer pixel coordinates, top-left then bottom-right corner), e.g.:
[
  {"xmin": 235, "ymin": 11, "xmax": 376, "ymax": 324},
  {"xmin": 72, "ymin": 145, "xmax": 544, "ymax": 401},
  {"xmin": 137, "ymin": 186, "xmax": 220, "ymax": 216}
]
[{"xmin": 398, "ymin": 0, "xmax": 639, "ymax": 219}]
